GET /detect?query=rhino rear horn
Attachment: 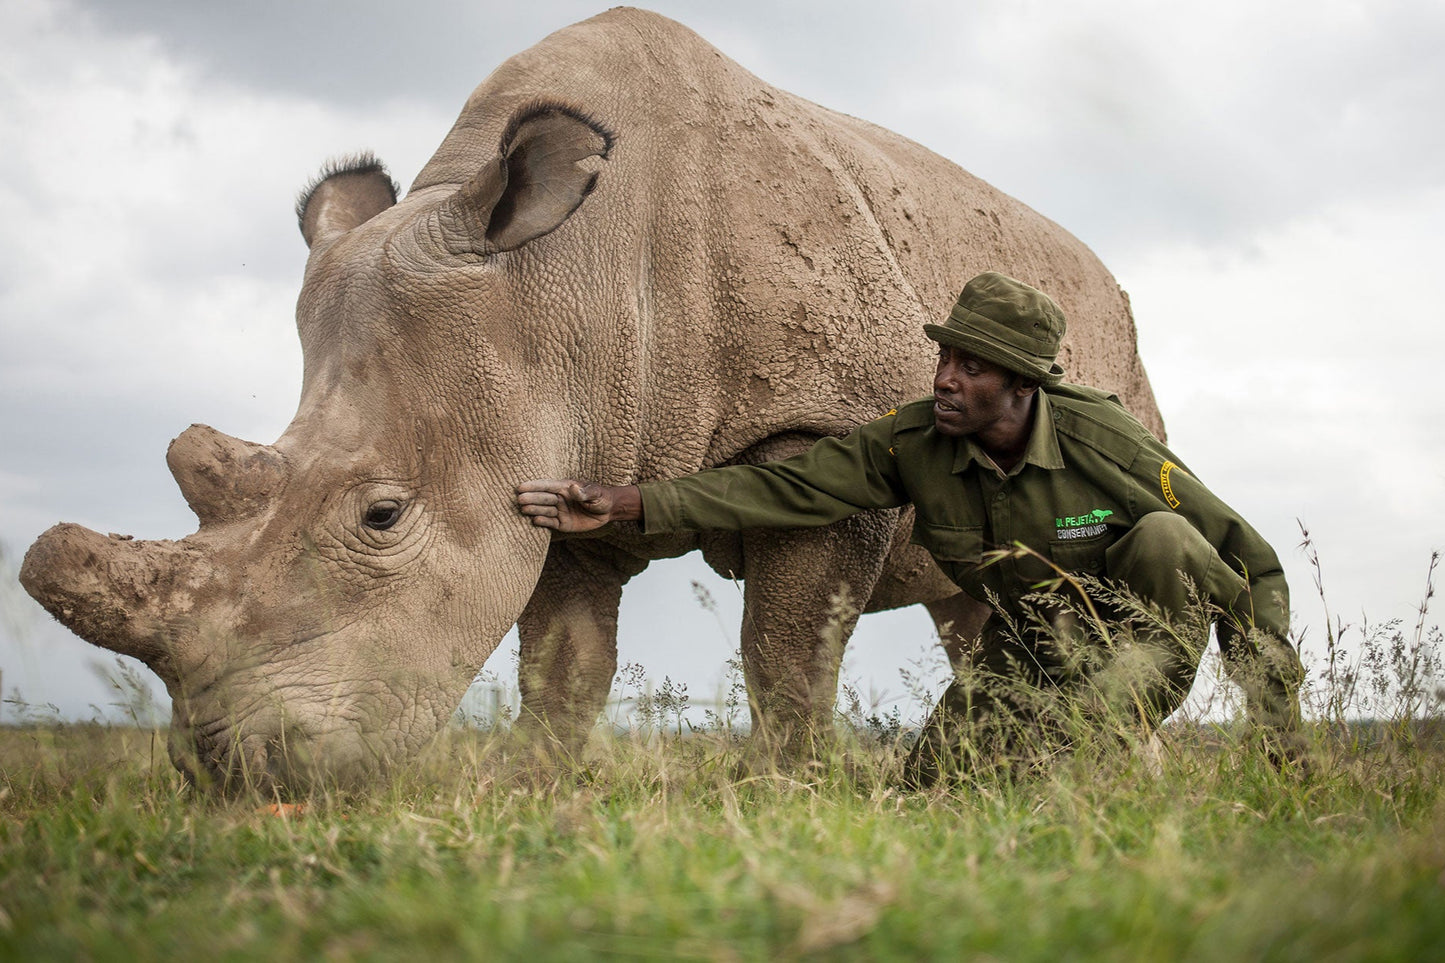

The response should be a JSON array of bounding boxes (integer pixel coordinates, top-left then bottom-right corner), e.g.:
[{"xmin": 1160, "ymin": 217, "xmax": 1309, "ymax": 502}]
[
  {"xmin": 435, "ymin": 103, "xmax": 614, "ymax": 256},
  {"xmin": 297, "ymin": 153, "xmax": 400, "ymax": 248},
  {"xmin": 167, "ymin": 425, "xmax": 288, "ymax": 526}
]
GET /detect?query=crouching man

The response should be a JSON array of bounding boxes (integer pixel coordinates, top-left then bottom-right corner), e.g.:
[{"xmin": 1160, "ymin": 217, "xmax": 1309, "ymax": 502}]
[{"xmin": 516, "ymin": 272, "xmax": 1303, "ymax": 786}]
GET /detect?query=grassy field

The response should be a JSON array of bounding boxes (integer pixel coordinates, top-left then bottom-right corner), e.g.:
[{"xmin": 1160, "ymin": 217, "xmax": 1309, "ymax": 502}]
[
  {"xmin": 2, "ymin": 716, "xmax": 1443, "ymax": 961},
  {"xmin": 3, "ymin": 550, "xmax": 1441, "ymax": 959}
]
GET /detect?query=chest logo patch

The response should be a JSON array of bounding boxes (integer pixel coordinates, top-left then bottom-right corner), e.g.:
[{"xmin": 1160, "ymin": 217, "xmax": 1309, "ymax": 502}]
[
  {"xmin": 1160, "ymin": 460, "xmax": 1183, "ymax": 509},
  {"xmin": 1055, "ymin": 507, "xmax": 1113, "ymax": 540}
]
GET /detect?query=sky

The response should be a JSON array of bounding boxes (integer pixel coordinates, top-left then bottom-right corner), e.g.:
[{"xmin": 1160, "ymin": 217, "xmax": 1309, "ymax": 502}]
[{"xmin": 1, "ymin": 0, "xmax": 1442, "ymax": 726}]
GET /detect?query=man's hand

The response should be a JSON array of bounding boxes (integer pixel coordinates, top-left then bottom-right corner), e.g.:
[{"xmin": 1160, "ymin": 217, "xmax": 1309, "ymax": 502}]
[{"xmin": 515, "ymin": 480, "xmax": 642, "ymax": 533}]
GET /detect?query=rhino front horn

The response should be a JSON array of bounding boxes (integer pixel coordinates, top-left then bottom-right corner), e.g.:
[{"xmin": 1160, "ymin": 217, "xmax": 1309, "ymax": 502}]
[
  {"xmin": 167, "ymin": 425, "xmax": 288, "ymax": 527},
  {"xmin": 19, "ymin": 523, "xmax": 203, "ymax": 671}
]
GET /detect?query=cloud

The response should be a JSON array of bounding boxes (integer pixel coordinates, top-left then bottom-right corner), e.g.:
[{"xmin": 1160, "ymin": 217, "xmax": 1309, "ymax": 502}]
[
  {"xmin": 1123, "ymin": 186, "xmax": 1445, "ymax": 629},
  {"xmin": 69, "ymin": 0, "xmax": 561, "ymax": 107},
  {"xmin": 868, "ymin": 0, "xmax": 1445, "ymax": 259}
]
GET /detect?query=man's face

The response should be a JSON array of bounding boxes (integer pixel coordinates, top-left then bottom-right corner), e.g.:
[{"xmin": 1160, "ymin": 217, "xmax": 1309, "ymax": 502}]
[{"xmin": 931, "ymin": 344, "xmax": 1023, "ymax": 439}]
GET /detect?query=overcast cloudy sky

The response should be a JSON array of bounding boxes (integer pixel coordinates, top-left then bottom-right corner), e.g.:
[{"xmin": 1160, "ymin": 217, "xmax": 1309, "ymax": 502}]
[{"xmin": 1, "ymin": 0, "xmax": 1441, "ymax": 723}]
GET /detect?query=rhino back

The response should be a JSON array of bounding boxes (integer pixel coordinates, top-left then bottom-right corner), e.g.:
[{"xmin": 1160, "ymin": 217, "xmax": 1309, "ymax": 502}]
[{"xmin": 411, "ymin": 8, "xmax": 1162, "ymax": 484}]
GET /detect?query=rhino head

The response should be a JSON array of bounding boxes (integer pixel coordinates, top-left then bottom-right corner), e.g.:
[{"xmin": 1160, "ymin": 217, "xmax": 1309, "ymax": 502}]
[{"xmin": 20, "ymin": 104, "xmax": 616, "ymax": 793}]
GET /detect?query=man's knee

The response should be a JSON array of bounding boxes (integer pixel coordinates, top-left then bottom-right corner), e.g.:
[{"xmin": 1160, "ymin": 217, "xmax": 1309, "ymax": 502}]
[
  {"xmin": 1105, "ymin": 511, "xmax": 1232, "ymax": 610},
  {"xmin": 1110, "ymin": 511, "xmax": 1204, "ymax": 571}
]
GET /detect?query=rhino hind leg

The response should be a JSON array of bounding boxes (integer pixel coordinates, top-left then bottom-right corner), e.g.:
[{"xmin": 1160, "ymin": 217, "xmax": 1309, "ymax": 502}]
[
  {"xmin": 737, "ymin": 511, "xmax": 897, "ymax": 760},
  {"xmin": 515, "ymin": 540, "xmax": 649, "ymax": 756}
]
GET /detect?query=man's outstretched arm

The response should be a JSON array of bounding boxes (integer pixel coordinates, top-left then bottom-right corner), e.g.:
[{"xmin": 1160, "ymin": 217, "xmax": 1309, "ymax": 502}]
[
  {"xmin": 515, "ymin": 480, "xmax": 642, "ymax": 533},
  {"xmin": 517, "ymin": 408, "xmax": 912, "ymax": 536}
]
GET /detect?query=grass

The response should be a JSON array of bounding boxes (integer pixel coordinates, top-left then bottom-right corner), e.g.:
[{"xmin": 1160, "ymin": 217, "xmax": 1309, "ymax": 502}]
[
  {"xmin": 1, "ymin": 546, "xmax": 1442, "ymax": 960},
  {"xmin": 2, "ymin": 716, "xmax": 1443, "ymax": 960}
]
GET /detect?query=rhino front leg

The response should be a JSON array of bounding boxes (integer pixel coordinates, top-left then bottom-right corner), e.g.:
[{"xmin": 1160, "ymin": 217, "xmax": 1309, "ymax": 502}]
[
  {"xmin": 516, "ymin": 541, "xmax": 649, "ymax": 754},
  {"xmin": 738, "ymin": 511, "xmax": 897, "ymax": 760}
]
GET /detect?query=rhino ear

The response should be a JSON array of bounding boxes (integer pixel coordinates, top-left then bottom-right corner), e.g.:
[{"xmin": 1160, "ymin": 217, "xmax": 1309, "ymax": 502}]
[
  {"xmin": 437, "ymin": 103, "xmax": 614, "ymax": 256},
  {"xmin": 296, "ymin": 153, "xmax": 400, "ymax": 248}
]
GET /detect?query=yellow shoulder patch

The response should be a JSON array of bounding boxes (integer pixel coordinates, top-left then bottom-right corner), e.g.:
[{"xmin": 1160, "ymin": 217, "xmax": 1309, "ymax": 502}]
[{"xmin": 1160, "ymin": 460, "xmax": 1185, "ymax": 509}]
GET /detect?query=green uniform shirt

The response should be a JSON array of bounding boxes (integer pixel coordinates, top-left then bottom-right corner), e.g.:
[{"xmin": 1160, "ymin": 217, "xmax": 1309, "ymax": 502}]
[{"xmin": 639, "ymin": 383, "xmax": 1290, "ymax": 650}]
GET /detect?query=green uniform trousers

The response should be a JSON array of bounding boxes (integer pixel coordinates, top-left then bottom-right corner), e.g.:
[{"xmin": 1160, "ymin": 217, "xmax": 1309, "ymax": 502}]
[{"xmin": 904, "ymin": 511, "xmax": 1264, "ymax": 786}]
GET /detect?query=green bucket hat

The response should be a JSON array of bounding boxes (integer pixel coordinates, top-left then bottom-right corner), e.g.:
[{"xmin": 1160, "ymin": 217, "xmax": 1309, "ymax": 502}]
[{"xmin": 923, "ymin": 272, "xmax": 1066, "ymax": 385}]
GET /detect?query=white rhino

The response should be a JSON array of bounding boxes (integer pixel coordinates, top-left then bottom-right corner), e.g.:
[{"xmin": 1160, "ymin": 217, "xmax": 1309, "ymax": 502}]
[{"xmin": 20, "ymin": 8, "xmax": 1161, "ymax": 790}]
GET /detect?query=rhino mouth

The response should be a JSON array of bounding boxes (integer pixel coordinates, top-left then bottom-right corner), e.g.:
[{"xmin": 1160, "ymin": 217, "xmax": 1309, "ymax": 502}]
[{"xmin": 171, "ymin": 718, "xmax": 381, "ymax": 797}]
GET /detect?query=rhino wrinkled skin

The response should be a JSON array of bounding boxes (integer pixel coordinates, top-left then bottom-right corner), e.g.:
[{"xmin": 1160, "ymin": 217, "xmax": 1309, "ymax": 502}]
[{"xmin": 20, "ymin": 8, "xmax": 1162, "ymax": 791}]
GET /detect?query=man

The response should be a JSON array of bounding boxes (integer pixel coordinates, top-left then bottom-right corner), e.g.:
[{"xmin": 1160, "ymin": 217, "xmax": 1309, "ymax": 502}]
[{"xmin": 517, "ymin": 272, "xmax": 1303, "ymax": 785}]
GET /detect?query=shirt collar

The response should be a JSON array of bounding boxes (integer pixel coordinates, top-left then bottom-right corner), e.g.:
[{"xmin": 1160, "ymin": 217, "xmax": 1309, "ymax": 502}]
[{"xmin": 951, "ymin": 389, "xmax": 1065, "ymax": 476}]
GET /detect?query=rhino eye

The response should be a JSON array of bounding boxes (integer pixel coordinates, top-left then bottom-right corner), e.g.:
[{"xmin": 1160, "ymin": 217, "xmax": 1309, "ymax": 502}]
[{"xmin": 363, "ymin": 500, "xmax": 404, "ymax": 531}]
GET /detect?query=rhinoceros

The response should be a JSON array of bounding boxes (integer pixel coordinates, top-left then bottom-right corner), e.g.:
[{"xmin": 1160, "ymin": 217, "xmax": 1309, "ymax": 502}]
[{"xmin": 19, "ymin": 7, "xmax": 1162, "ymax": 790}]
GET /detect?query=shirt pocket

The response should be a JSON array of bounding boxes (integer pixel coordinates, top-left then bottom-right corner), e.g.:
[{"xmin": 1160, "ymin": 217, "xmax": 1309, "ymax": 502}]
[
  {"xmin": 910, "ymin": 523, "xmax": 985, "ymax": 563},
  {"xmin": 1047, "ymin": 529, "xmax": 1116, "ymax": 577}
]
